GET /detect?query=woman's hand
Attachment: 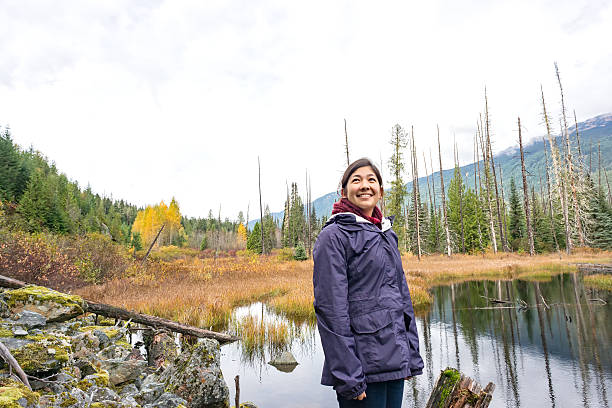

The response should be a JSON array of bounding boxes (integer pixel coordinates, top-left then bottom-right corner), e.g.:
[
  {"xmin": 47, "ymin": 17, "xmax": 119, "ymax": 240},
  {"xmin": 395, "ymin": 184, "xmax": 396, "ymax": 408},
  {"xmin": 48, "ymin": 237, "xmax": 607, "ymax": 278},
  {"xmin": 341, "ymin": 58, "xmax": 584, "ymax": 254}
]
[{"xmin": 354, "ymin": 392, "xmax": 366, "ymax": 400}]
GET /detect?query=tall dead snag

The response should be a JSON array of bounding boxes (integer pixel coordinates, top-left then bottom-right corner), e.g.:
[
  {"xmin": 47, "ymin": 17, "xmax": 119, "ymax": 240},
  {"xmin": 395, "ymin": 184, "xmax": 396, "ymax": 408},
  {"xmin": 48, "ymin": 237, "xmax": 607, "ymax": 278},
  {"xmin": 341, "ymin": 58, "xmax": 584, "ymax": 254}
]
[
  {"xmin": 518, "ymin": 117, "xmax": 535, "ymax": 256},
  {"xmin": 541, "ymin": 86, "xmax": 572, "ymax": 254},
  {"xmin": 478, "ymin": 117, "xmax": 498, "ymax": 253},
  {"xmin": 474, "ymin": 134, "xmax": 484, "ymax": 252},
  {"xmin": 484, "ymin": 90, "xmax": 508, "ymax": 251},
  {"xmin": 437, "ymin": 125, "xmax": 452, "ymax": 257},
  {"xmin": 411, "ymin": 127, "xmax": 422, "ymax": 260},
  {"xmin": 498, "ymin": 164, "xmax": 509, "ymax": 249},
  {"xmin": 556, "ymin": 63, "xmax": 585, "ymax": 246},
  {"xmin": 344, "ymin": 119, "xmax": 350, "ymax": 167},
  {"xmin": 544, "ymin": 140, "xmax": 560, "ymax": 253},
  {"xmin": 258, "ymin": 156, "xmax": 265, "ymax": 254},
  {"xmin": 306, "ymin": 170, "xmax": 312, "ymax": 257},
  {"xmin": 454, "ymin": 139, "xmax": 466, "ymax": 253}
]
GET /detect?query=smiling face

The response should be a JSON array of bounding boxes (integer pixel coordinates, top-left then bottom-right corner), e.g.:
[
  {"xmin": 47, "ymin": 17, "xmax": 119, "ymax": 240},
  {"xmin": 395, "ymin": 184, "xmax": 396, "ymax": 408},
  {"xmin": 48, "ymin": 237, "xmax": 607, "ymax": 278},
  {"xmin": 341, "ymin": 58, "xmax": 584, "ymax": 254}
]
[{"xmin": 341, "ymin": 165, "xmax": 383, "ymax": 217}]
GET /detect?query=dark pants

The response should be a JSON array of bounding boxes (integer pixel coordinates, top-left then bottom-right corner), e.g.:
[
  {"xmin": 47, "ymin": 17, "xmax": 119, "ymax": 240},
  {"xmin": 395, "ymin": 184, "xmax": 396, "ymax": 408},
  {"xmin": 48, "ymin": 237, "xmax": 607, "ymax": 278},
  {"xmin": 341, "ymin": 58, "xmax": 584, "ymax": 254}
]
[{"xmin": 337, "ymin": 379, "xmax": 405, "ymax": 408}]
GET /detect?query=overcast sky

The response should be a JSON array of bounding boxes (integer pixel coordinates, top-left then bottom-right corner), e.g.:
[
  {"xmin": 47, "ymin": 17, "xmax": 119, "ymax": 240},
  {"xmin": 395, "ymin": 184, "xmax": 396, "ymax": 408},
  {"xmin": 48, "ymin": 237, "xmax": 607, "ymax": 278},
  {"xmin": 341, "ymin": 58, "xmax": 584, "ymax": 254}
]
[{"xmin": 1, "ymin": 0, "xmax": 611, "ymax": 219}]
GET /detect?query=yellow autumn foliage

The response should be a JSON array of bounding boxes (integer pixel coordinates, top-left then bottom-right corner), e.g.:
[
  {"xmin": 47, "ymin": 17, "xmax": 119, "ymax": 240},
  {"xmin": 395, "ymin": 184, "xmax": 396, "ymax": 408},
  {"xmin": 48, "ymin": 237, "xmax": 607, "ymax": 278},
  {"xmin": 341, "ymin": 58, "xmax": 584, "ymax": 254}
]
[
  {"xmin": 237, "ymin": 223, "xmax": 247, "ymax": 244},
  {"xmin": 132, "ymin": 197, "xmax": 185, "ymax": 248}
]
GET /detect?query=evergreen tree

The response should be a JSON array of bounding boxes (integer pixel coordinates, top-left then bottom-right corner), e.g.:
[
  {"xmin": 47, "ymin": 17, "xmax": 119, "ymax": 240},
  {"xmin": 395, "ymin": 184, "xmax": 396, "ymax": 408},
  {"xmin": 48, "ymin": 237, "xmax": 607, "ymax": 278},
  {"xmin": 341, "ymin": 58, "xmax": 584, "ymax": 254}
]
[
  {"xmin": 247, "ymin": 221, "xmax": 263, "ymax": 254},
  {"xmin": 387, "ymin": 124, "xmax": 408, "ymax": 250},
  {"xmin": 508, "ymin": 178, "xmax": 526, "ymax": 251},
  {"xmin": 447, "ymin": 166, "xmax": 466, "ymax": 252},
  {"xmin": 588, "ymin": 188, "xmax": 612, "ymax": 249},
  {"xmin": 0, "ymin": 128, "xmax": 28, "ymax": 201},
  {"xmin": 18, "ymin": 169, "xmax": 52, "ymax": 232},
  {"xmin": 531, "ymin": 188, "xmax": 553, "ymax": 252},
  {"xmin": 132, "ymin": 232, "xmax": 143, "ymax": 251},
  {"xmin": 294, "ymin": 242, "xmax": 308, "ymax": 260},
  {"xmin": 263, "ymin": 205, "xmax": 277, "ymax": 251}
]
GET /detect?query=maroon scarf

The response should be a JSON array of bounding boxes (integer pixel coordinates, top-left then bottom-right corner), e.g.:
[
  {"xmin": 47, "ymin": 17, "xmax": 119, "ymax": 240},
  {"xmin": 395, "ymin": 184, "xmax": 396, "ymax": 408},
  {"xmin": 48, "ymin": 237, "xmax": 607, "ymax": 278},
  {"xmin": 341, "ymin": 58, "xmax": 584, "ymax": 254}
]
[{"xmin": 332, "ymin": 198, "xmax": 383, "ymax": 229}]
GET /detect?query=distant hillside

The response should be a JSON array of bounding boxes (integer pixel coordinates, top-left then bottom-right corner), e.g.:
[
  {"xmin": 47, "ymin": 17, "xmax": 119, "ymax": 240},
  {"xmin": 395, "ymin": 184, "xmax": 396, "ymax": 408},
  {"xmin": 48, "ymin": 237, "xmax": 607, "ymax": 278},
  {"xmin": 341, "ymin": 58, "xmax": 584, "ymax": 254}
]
[{"xmin": 250, "ymin": 113, "xmax": 612, "ymax": 229}]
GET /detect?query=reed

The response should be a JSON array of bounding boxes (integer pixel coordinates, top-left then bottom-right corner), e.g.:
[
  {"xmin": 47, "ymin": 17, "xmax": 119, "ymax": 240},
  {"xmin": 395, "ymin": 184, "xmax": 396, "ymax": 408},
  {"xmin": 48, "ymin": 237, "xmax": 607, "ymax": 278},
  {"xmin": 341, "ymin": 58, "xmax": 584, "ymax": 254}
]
[
  {"xmin": 583, "ymin": 273, "xmax": 612, "ymax": 291},
  {"xmin": 76, "ymin": 248, "xmax": 611, "ymax": 331}
]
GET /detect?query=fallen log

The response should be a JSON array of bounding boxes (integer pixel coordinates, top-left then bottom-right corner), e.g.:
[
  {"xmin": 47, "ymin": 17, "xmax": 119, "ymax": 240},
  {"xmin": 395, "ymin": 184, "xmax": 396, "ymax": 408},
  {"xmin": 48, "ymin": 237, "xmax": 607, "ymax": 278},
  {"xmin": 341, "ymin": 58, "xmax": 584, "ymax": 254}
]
[
  {"xmin": 425, "ymin": 367, "xmax": 495, "ymax": 408},
  {"xmin": 0, "ymin": 274, "xmax": 238, "ymax": 344},
  {"xmin": 575, "ymin": 263, "xmax": 612, "ymax": 273}
]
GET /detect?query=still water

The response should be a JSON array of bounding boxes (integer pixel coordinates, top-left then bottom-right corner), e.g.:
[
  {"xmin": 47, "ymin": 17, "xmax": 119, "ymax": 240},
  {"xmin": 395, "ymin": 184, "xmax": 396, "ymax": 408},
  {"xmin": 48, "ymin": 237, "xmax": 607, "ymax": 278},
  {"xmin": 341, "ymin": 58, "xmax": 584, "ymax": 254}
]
[{"xmin": 220, "ymin": 273, "xmax": 611, "ymax": 407}]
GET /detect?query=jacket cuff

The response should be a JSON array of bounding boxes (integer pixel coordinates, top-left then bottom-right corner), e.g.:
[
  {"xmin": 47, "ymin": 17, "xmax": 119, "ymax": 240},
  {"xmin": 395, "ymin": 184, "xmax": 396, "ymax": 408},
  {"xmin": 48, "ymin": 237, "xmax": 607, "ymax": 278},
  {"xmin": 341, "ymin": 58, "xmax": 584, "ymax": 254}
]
[
  {"xmin": 339, "ymin": 382, "xmax": 367, "ymax": 400},
  {"xmin": 410, "ymin": 369, "xmax": 423, "ymax": 376}
]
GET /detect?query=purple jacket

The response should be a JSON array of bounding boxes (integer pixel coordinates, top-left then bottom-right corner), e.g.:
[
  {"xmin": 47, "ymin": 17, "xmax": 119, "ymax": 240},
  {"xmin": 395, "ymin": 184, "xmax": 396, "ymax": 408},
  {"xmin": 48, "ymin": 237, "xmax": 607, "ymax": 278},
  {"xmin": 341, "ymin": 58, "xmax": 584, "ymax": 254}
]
[{"xmin": 313, "ymin": 212, "xmax": 424, "ymax": 399}]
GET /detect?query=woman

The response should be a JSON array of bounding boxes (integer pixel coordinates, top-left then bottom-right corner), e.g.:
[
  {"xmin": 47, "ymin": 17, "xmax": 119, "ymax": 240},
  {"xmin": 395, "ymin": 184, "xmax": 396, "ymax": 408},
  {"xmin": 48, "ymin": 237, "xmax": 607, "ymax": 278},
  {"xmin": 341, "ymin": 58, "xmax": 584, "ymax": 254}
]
[{"xmin": 313, "ymin": 158, "xmax": 423, "ymax": 408}]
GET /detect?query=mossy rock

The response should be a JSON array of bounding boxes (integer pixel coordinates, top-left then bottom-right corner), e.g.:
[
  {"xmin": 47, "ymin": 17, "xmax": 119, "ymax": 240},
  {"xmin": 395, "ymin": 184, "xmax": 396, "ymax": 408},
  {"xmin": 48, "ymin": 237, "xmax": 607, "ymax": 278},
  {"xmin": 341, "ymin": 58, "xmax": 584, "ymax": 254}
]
[
  {"xmin": 76, "ymin": 371, "xmax": 110, "ymax": 392},
  {"xmin": 3, "ymin": 333, "xmax": 71, "ymax": 374},
  {"xmin": 0, "ymin": 378, "xmax": 39, "ymax": 408},
  {"xmin": 78, "ymin": 326, "xmax": 126, "ymax": 343},
  {"xmin": 2, "ymin": 286, "xmax": 85, "ymax": 323}
]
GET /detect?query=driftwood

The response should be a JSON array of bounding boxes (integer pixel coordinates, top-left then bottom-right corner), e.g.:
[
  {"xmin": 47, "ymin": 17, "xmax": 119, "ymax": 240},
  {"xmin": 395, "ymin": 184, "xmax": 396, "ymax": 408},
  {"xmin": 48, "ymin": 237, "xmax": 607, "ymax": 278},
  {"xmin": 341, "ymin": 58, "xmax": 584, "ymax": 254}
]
[
  {"xmin": 0, "ymin": 341, "xmax": 31, "ymax": 389},
  {"xmin": 425, "ymin": 367, "xmax": 494, "ymax": 408},
  {"xmin": 575, "ymin": 263, "xmax": 612, "ymax": 274},
  {"xmin": 0, "ymin": 275, "xmax": 238, "ymax": 344}
]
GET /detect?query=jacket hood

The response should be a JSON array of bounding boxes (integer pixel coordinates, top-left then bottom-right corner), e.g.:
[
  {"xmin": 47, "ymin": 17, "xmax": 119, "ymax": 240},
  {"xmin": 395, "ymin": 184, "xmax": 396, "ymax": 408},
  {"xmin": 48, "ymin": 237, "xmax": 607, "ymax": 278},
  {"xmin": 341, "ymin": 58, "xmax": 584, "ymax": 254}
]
[{"xmin": 324, "ymin": 212, "xmax": 393, "ymax": 232}]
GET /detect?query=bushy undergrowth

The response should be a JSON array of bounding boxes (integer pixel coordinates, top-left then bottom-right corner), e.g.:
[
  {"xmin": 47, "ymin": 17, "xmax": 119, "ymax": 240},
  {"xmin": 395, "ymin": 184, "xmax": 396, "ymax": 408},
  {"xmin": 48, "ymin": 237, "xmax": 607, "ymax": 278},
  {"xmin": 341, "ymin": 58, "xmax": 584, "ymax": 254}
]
[{"xmin": 0, "ymin": 229, "xmax": 131, "ymax": 289}]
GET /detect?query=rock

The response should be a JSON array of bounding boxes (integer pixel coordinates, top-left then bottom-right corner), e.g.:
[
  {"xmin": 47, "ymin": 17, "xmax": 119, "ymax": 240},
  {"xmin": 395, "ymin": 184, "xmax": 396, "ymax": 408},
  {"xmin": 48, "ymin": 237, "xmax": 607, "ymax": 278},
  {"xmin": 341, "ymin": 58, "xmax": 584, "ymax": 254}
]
[
  {"xmin": 12, "ymin": 328, "xmax": 28, "ymax": 336},
  {"xmin": 77, "ymin": 371, "xmax": 110, "ymax": 392},
  {"xmin": 0, "ymin": 377, "xmax": 39, "ymax": 408},
  {"xmin": 268, "ymin": 350, "xmax": 299, "ymax": 373},
  {"xmin": 268, "ymin": 350, "xmax": 298, "ymax": 365},
  {"xmin": 14, "ymin": 310, "xmax": 47, "ymax": 329},
  {"xmin": 90, "ymin": 386, "xmax": 120, "ymax": 403},
  {"xmin": 1, "ymin": 286, "xmax": 85, "ymax": 323},
  {"xmin": 118, "ymin": 383, "xmax": 139, "ymax": 397},
  {"xmin": 147, "ymin": 330, "xmax": 177, "ymax": 369},
  {"xmin": 98, "ymin": 343, "xmax": 132, "ymax": 360},
  {"xmin": 1, "ymin": 333, "xmax": 70, "ymax": 374},
  {"xmin": 78, "ymin": 326, "xmax": 128, "ymax": 344},
  {"xmin": 239, "ymin": 403, "xmax": 258, "ymax": 408},
  {"xmin": 135, "ymin": 382, "xmax": 165, "ymax": 405},
  {"xmin": 94, "ymin": 329, "xmax": 111, "ymax": 348},
  {"xmin": 101, "ymin": 358, "xmax": 148, "ymax": 386},
  {"xmin": 145, "ymin": 392, "xmax": 188, "ymax": 408},
  {"xmin": 72, "ymin": 331, "xmax": 101, "ymax": 357},
  {"xmin": 160, "ymin": 339, "xmax": 229, "ymax": 408}
]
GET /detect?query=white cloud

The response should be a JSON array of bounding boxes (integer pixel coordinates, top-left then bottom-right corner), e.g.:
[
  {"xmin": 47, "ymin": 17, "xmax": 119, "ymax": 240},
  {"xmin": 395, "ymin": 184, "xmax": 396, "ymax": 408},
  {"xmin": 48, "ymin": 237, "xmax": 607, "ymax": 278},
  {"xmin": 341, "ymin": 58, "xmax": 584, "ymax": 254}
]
[{"xmin": 1, "ymin": 0, "xmax": 611, "ymax": 219}]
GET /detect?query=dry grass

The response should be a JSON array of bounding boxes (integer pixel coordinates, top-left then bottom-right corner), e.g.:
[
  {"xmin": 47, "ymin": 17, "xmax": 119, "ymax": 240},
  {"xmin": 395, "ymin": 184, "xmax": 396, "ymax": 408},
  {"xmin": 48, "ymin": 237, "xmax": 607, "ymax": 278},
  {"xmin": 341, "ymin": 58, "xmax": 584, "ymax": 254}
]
[
  {"xmin": 76, "ymin": 247, "xmax": 612, "ymax": 330},
  {"xmin": 583, "ymin": 273, "xmax": 612, "ymax": 291}
]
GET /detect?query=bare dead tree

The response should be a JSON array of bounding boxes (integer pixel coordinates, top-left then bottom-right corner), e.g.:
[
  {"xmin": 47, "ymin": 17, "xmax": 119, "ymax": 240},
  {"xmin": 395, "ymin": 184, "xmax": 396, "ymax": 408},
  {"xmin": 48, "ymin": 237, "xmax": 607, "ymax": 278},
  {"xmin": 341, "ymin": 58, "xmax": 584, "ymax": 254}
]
[
  {"xmin": 344, "ymin": 119, "xmax": 350, "ymax": 167},
  {"xmin": 411, "ymin": 127, "xmax": 422, "ymax": 260},
  {"xmin": 484, "ymin": 90, "xmax": 508, "ymax": 251},
  {"xmin": 454, "ymin": 138, "xmax": 465, "ymax": 253},
  {"xmin": 544, "ymin": 140, "xmax": 560, "ymax": 253},
  {"xmin": 430, "ymin": 150, "xmax": 437, "ymax": 211},
  {"xmin": 541, "ymin": 85, "xmax": 572, "ymax": 254},
  {"xmin": 556, "ymin": 62, "xmax": 585, "ymax": 246},
  {"xmin": 474, "ymin": 133, "xmax": 484, "ymax": 252},
  {"xmin": 437, "ymin": 125, "xmax": 452, "ymax": 257},
  {"xmin": 258, "ymin": 156, "xmax": 265, "ymax": 254},
  {"xmin": 518, "ymin": 117, "xmax": 535, "ymax": 256},
  {"xmin": 478, "ymin": 115, "xmax": 498, "ymax": 253},
  {"xmin": 498, "ymin": 164, "xmax": 509, "ymax": 250},
  {"xmin": 424, "ymin": 152, "xmax": 433, "ymax": 211}
]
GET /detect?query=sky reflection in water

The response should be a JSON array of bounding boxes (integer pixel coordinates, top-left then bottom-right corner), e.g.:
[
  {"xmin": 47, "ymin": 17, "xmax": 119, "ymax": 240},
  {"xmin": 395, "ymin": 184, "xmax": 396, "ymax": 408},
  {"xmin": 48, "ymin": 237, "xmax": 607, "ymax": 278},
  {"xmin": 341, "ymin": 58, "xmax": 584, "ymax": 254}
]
[{"xmin": 220, "ymin": 272, "xmax": 611, "ymax": 408}]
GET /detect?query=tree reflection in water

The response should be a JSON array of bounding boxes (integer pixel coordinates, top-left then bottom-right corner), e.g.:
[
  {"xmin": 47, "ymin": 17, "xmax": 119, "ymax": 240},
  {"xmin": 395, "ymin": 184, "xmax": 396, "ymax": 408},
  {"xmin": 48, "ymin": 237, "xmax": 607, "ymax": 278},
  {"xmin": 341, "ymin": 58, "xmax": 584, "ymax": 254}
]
[{"xmin": 219, "ymin": 273, "xmax": 611, "ymax": 408}]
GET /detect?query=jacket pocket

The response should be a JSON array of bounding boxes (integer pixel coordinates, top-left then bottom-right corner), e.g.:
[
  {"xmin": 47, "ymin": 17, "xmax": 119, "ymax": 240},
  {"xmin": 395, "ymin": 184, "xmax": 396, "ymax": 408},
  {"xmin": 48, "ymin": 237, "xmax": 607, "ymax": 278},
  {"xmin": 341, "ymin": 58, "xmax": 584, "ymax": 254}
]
[{"xmin": 350, "ymin": 309, "xmax": 404, "ymax": 374}]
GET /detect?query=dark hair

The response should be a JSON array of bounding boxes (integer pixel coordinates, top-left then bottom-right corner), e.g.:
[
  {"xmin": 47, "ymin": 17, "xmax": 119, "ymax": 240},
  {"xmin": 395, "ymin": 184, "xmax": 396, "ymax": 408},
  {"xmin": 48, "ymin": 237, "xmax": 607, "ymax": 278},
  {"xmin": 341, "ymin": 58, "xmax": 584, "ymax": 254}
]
[{"xmin": 340, "ymin": 158, "xmax": 383, "ymax": 192}]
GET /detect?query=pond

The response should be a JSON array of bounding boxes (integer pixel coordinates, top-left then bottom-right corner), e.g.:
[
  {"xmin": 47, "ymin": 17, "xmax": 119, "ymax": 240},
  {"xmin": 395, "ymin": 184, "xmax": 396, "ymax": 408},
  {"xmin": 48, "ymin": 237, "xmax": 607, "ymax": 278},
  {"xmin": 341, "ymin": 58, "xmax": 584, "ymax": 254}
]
[{"xmin": 220, "ymin": 272, "xmax": 611, "ymax": 407}]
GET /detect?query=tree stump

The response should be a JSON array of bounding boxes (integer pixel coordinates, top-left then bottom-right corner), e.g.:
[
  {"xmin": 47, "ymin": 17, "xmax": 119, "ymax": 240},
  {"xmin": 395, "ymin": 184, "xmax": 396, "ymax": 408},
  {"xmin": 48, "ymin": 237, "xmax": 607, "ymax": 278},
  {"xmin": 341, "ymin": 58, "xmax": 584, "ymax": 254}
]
[{"xmin": 425, "ymin": 368, "xmax": 495, "ymax": 408}]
